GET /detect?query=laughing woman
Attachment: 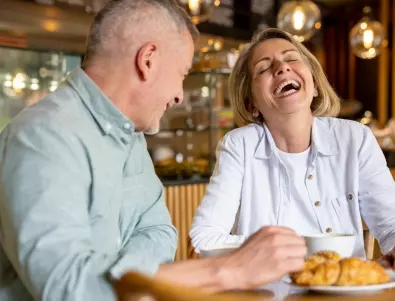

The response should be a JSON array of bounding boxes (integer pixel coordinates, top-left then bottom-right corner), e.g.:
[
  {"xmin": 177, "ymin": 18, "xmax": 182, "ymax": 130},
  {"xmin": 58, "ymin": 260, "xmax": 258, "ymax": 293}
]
[{"xmin": 189, "ymin": 28, "xmax": 395, "ymax": 262}]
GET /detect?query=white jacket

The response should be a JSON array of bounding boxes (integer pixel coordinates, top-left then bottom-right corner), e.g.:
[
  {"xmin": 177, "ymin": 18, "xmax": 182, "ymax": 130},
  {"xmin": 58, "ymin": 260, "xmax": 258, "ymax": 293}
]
[{"xmin": 190, "ymin": 117, "xmax": 395, "ymax": 257}]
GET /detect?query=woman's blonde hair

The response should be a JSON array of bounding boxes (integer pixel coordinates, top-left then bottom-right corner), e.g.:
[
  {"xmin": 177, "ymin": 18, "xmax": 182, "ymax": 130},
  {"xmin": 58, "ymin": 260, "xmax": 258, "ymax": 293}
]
[{"xmin": 229, "ymin": 28, "xmax": 340, "ymax": 127}]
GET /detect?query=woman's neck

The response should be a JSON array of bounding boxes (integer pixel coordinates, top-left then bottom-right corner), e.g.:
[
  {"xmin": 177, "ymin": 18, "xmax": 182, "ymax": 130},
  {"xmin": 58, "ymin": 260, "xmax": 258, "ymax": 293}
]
[{"xmin": 265, "ymin": 111, "xmax": 313, "ymax": 153}]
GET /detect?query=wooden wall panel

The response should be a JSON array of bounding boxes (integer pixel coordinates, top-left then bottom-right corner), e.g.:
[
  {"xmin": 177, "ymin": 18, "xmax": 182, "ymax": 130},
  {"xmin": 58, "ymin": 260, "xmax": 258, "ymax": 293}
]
[
  {"xmin": 392, "ymin": 0, "xmax": 395, "ymax": 118},
  {"xmin": 164, "ymin": 183, "xmax": 207, "ymax": 261},
  {"xmin": 377, "ymin": 0, "xmax": 390, "ymax": 126}
]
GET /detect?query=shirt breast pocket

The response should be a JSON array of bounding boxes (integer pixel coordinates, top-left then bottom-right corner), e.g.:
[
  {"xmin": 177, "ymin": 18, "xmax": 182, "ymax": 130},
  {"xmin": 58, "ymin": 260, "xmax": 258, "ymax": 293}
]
[{"xmin": 331, "ymin": 192, "xmax": 358, "ymax": 234}]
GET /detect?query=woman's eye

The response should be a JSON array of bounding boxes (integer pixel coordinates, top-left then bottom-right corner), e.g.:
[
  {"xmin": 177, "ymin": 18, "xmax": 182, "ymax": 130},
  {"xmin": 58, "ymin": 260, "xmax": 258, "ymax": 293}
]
[
  {"xmin": 258, "ymin": 66, "xmax": 270, "ymax": 74},
  {"xmin": 258, "ymin": 68, "xmax": 268, "ymax": 74}
]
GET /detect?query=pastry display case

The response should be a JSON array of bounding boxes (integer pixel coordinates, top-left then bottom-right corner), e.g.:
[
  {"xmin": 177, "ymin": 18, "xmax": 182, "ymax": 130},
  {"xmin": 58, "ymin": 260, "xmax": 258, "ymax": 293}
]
[
  {"xmin": 145, "ymin": 37, "xmax": 242, "ymax": 184},
  {"xmin": 0, "ymin": 46, "xmax": 81, "ymax": 131},
  {"xmin": 146, "ymin": 70, "xmax": 234, "ymax": 184}
]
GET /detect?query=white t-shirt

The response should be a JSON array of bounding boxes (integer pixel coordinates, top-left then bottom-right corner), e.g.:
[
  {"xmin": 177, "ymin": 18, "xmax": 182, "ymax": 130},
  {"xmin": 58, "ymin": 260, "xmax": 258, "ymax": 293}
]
[{"xmin": 277, "ymin": 147, "xmax": 321, "ymax": 234}]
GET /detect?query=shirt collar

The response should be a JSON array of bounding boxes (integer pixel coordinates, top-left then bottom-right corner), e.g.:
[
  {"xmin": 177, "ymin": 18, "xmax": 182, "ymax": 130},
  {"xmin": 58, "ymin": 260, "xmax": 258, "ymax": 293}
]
[
  {"xmin": 254, "ymin": 117, "xmax": 338, "ymax": 159},
  {"xmin": 66, "ymin": 67, "xmax": 135, "ymax": 136}
]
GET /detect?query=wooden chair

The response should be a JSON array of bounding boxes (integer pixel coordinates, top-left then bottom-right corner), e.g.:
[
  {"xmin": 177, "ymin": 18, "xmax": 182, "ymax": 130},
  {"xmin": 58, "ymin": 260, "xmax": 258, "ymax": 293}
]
[
  {"xmin": 187, "ymin": 237, "xmax": 199, "ymax": 260},
  {"xmin": 362, "ymin": 219, "xmax": 382, "ymax": 260},
  {"xmin": 114, "ymin": 272, "xmax": 271, "ymax": 301}
]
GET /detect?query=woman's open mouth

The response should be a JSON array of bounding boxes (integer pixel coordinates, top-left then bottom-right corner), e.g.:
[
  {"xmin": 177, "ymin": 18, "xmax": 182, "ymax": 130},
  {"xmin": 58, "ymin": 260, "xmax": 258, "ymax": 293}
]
[{"xmin": 274, "ymin": 80, "xmax": 301, "ymax": 98}]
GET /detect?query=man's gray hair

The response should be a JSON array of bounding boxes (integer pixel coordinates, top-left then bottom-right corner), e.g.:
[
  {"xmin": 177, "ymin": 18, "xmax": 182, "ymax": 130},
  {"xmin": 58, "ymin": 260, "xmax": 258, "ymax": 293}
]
[{"xmin": 84, "ymin": 0, "xmax": 199, "ymax": 63}]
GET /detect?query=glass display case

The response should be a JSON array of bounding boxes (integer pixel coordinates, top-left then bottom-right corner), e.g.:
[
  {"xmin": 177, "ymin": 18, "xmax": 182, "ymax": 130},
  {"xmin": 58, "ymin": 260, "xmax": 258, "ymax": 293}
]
[
  {"xmin": 145, "ymin": 70, "xmax": 235, "ymax": 183},
  {"xmin": 0, "ymin": 46, "xmax": 81, "ymax": 131}
]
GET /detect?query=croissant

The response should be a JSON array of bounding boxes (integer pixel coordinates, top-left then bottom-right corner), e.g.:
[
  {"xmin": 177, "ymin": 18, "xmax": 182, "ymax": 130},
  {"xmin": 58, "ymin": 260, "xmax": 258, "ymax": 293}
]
[
  {"xmin": 291, "ymin": 252, "xmax": 390, "ymax": 286},
  {"xmin": 290, "ymin": 251, "xmax": 341, "ymax": 285},
  {"xmin": 336, "ymin": 258, "xmax": 390, "ymax": 286}
]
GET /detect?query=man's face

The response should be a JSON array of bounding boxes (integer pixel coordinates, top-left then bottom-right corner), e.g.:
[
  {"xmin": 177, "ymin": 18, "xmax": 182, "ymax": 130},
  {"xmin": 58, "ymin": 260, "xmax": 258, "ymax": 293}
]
[{"xmin": 141, "ymin": 30, "xmax": 195, "ymax": 135}]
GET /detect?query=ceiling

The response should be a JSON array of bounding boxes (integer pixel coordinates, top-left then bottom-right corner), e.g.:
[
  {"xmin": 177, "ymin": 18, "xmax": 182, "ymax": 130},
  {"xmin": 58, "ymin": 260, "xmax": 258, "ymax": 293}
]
[{"xmin": 315, "ymin": 0, "xmax": 360, "ymax": 5}]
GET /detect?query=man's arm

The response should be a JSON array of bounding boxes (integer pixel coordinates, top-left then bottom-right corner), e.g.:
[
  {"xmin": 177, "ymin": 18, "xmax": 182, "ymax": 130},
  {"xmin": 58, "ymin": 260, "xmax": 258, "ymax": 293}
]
[
  {"xmin": 0, "ymin": 121, "xmax": 157, "ymax": 300},
  {"xmin": 155, "ymin": 227, "xmax": 307, "ymax": 292},
  {"xmin": 110, "ymin": 185, "xmax": 177, "ymax": 279}
]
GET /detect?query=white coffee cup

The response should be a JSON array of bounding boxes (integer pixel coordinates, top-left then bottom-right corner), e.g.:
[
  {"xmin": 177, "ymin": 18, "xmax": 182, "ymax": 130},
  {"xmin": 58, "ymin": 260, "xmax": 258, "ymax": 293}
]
[
  {"xmin": 303, "ymin": 233, "xmax": 356, "ymax": 258},
  {"xmin": 199, "ymin": 243, "xmax": 241, "ymax": 258}
]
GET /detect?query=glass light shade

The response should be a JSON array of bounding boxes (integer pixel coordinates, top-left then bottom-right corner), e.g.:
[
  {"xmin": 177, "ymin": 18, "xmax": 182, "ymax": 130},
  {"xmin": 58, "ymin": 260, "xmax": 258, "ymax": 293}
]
[
  {"xmin": 277, "ymin": 1, "xmax": 321, "ymax": 42},
  {"xmin": 349, "ymin": 10, "xmax": 386, "ymax": 59},
  {"xmin": 177, "ymin": 0, "xmax": 219, "ymax": 24}
]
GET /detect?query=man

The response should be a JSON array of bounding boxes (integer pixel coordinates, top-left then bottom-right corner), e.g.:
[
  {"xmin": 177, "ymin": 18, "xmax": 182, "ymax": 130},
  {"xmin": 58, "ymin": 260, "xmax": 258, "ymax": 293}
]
[{"xmin": 0, "ymin": 1, "xmax": 307, "ymax": 300}]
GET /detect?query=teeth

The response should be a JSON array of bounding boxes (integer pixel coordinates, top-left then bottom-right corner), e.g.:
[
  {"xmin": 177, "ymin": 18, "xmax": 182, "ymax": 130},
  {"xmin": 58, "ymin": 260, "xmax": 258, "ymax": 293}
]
[
  {"xmin": 282, "ymin": 89, "xmax": 297, "ymax": 96},
  {"xmin": 275, "ymin": 80, "xmax": 300, "ymax": 95}
]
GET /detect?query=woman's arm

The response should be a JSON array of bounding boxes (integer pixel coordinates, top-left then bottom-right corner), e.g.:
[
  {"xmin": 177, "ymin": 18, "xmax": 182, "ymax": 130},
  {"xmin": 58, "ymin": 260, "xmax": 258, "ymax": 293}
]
[
  {"xmin": 190, "ymin": 133, "xmax": 247, "ymax": 252},
  {"xmin": 358, "ymin": 125, "xmax": 395, "ymax": 254}
]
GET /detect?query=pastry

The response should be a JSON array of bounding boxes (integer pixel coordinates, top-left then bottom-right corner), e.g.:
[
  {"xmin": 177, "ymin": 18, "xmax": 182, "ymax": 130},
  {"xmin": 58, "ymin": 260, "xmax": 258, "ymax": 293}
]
[
  {"xmin": 291, "ymin": 251, "xmax": 390, "ymax": 287},
  {"xmin": 336, "ymin": 258, "xmax": 390, "ymax": 286}
]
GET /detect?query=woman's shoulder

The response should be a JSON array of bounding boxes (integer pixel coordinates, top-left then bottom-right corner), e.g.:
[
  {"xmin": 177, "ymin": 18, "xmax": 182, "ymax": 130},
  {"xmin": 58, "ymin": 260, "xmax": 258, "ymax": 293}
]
[
  {"xmin": 317, "ymin": 116, "xmax": 373, "ymax": 143},
  {"xmin": 224, "ymin": 123, "xmax": 264, "ymax": 141},
  {"xmin": 317, "ymin": 116, "xmax": 369, "ymax": 133}
]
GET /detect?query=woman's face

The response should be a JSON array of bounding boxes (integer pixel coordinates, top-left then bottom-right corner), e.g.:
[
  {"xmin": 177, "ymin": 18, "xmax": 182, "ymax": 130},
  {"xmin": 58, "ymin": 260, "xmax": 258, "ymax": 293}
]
[{"xmin": 249, "ymin": 38, "xmax": 315, "ymax": 120}]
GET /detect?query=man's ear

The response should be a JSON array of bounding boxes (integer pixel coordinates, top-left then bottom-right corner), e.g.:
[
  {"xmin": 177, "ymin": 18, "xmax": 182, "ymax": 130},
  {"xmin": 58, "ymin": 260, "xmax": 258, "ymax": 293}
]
[{"xmin": 136, "ymin": 43, "xmax": 158, "ymax": 81}]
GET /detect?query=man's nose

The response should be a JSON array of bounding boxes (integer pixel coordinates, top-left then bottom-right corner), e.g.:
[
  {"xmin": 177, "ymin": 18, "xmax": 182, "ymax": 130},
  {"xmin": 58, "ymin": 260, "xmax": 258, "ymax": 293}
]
[{"xmin": 174, "ymin": 92, "xmax": 183, "ymax": 105}]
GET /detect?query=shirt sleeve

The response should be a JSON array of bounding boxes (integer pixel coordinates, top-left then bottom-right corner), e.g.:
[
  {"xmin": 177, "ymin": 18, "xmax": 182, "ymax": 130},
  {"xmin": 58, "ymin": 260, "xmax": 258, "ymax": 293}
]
[
  {"xmin": 189, "ymin": 133, "xmax": 247, "ymax": 253},
  {"xmin": 109, "ymin": 186, "xmax": 177, "ymax": 279},
  {"xmin": 0, "ymin": 121, "xmax": 166, "ymax": 301},
  {"xmin": 358, "ymin": 125, "xmax": 395, "ymax": 254}
]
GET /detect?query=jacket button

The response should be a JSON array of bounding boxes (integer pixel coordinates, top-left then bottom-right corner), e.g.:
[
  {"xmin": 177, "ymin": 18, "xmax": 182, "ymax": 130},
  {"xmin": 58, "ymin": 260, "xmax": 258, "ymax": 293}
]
[
  {"xmin": 314, "ymin": 201, "xmax": 321, "ymax": 207},
  {"xmin": 307, "ymin": 175, "xmax": 313, "ymax": 180},
  {"xmin": 326, "ymin": 227, "xmax": 333, "ymax": 233},
  {"xmin": 348, "ymin": 194, "xmax": 353, "ymax": 201}
]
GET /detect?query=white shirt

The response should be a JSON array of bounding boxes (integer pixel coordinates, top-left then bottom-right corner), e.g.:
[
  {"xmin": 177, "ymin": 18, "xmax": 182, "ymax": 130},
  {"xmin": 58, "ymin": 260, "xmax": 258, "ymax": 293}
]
[
  {"xmin": 277, "ymin": 147, "xmax": 321, "ymax": 233},
  {"xmin": 190, "ymin": 117, "xmax": 395, "ymax": 258}
]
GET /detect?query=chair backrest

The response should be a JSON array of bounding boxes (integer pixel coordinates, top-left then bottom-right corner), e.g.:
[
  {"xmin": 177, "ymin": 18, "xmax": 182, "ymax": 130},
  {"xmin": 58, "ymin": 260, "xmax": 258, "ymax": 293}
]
[{"xmin": 362, "ymin": 219, "xmax": 382, "ymax": 259}]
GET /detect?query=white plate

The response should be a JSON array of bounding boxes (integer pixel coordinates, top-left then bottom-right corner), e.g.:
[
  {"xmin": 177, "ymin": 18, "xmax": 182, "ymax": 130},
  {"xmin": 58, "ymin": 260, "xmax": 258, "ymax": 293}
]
[{"xmin": 284, "ymin": 269, "xmax": 395, "ymax": 295}]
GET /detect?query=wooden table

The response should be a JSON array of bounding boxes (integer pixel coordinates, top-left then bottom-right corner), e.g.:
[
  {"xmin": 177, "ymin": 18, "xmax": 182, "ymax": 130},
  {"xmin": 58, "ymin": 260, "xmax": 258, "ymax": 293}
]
[
  {"xmin": 231, "ymin": 288, "xmax": 395, "ymax": 300},
  {"xmin": 115, "ymin": 272, "xmax": 395, "ymax": 301}
]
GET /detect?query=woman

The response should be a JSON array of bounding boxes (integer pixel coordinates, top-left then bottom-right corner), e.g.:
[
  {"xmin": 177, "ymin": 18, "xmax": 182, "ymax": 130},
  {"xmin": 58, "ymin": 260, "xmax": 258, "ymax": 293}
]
[{"xmin": 189, "ymin": 28, "xmax": 395, "ymax": 261}]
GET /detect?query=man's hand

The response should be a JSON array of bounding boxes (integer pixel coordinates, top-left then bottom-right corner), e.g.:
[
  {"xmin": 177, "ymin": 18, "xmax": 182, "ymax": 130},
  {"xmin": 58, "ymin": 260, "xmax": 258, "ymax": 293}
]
[
  {"xmin": 217, "ymin": 226, "xmax": 307, "ymax": 290},
  {"xmin": 378, "ymin": 247, "xmax": 395, "ymax": 270}
]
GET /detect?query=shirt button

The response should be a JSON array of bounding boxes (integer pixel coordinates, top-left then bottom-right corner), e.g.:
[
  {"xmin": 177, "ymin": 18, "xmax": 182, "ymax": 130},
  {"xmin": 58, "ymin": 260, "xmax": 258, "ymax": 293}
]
[
  {"xmin": 105, "ymin": 123, "xmax": 112, "ymax": 131},
  {"xmin": 123, "ymin": 123, "xmax": 131, "ymax": 130},
  {"xmin": 326, "ymin": 227, "xmax": 333, "ymax": 233},
  {"xmin": 348, "ymin": 194, "xmax": 353, "ymax": 201},
  {"xmin": 314, "ymin": 201, "xmax": 321, "ymax": 207},
  {"xmin": 307, "ymin": 175, "xmax": 313, "ymax": 180}
]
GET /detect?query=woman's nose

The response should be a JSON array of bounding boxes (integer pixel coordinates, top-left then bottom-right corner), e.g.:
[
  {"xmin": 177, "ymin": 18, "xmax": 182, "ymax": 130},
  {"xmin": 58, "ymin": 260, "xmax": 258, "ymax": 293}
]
[{"xmin": 274, "ymin": 62, "xmax": 291, "ymax": 76}]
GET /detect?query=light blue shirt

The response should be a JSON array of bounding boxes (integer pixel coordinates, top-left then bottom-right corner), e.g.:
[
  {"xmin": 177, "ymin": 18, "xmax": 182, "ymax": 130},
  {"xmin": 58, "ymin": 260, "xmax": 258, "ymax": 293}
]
[
  {"xmin": 191, "ymin": 118, "xmax": 395, "ymax": 257},
  {"xmin": 0, "ymin": 68, "xmax": 177, "ymax": 301}
]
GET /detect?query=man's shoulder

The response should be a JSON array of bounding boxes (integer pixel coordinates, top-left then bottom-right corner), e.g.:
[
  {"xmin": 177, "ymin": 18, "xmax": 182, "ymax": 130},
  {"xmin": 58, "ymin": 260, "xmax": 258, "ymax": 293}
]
[{"xmin": 3, "ymin": 84, "xmax": 85, "ymax": 137}]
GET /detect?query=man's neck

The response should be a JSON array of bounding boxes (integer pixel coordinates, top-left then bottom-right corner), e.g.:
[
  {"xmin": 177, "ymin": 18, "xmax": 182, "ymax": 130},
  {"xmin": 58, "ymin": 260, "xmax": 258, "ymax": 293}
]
[{"xmin": 83, "ymin": 63, "xmax": 141, "ymax": 123}]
